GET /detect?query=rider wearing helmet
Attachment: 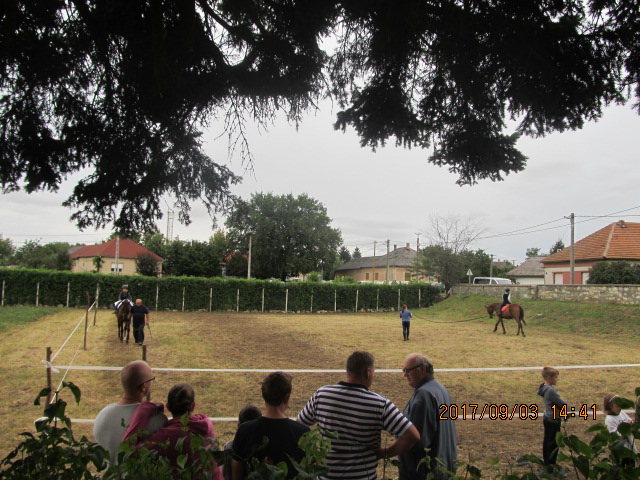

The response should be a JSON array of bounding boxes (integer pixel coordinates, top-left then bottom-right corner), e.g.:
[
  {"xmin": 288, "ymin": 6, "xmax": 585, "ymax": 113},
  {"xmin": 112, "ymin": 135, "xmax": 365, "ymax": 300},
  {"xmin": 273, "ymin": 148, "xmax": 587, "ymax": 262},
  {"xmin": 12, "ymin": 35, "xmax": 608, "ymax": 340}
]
[
  {"xmin": 499, "ymin": 288, "xmax": 511, "ymax": 313},
  {"xmin": 113, "ymin": 285, "xmax": 132, "ymax": 313}
]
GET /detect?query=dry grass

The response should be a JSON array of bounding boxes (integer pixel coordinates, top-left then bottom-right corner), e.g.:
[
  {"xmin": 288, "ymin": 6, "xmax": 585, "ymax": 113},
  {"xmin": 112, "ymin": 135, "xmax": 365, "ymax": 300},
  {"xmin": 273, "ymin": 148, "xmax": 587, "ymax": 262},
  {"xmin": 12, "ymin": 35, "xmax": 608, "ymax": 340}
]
[{"xmin": 0, "ymin": 299, "xmax": 638, "ymax": 476}]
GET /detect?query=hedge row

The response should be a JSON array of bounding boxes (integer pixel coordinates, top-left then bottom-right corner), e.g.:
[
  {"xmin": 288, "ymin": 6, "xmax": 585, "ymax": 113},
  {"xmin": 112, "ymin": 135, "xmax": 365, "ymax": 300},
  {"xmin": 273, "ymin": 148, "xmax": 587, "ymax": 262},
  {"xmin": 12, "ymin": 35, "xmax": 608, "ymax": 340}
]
[{"xmin": 0, "ymin": 268, "xmax": 440, "ymax": 312}]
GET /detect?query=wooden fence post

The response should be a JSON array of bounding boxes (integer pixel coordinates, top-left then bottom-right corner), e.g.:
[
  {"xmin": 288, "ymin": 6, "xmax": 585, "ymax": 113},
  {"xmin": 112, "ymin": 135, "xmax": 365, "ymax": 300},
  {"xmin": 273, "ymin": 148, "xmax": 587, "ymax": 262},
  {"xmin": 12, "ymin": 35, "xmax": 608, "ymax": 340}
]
[
  {"xmin": 93, "ymin": 284, "xmax": 99, "ymax": 326},
  {"xmin": 36, "ymin": 282, "xmax": 40, "ymax": 306},
  {"xmin": 1, "ymin": 280, "xmax": 4, "ymax": 307},
  {"xmin": 182, "ymin": 287, "xmax": 185, "ymax": 312},
  {"xmin": 285, "ymin": 289, "xmax": 289, "ymax": 313},
  {"xmin": 66, "ymin": 282, "xmax": 70, "ymax": 307},
  {"xmin": 261, "ymin": 288, "xmax": 265, "ymax": 312},
  {"xmin": 209, "ymin": 287, "xmax": 213, "ymax": 312},
  {"xmin": 84, "ymin": 292, "xmax": 89, "ymax": 350},
  {"xmin": 45, "ymin": 347, "xmax": 53, "ymax": 408},
  {"xmin": 142, "ymin": 345, "xmax": 150, "ymax": 401},
  {"xmin": 155, "ymin": 285, "xmax": 159, "ymax": 311},
  {"xmin": 355, "ymin": 289, "xmax": 359, "ymax": 312}
]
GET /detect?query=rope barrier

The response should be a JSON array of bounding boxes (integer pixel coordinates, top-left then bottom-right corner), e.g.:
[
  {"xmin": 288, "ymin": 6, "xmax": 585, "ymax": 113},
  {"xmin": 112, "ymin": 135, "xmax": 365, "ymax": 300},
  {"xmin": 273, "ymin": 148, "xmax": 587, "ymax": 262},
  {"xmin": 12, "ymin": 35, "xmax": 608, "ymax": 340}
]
[
  {"xmin": 50, "ymin": 363, "xmax": 640, "ymax": 374},
  {"xmin": 49, "ymin": 300, "xmax": 96, "ymax": 363},
  {"xmin": 69, "ymin": 409, "xmax": 633, "ymax": 424},
  {"xmin": 411, "ymin": 312, "xmax": 486, "ymax": 324}
]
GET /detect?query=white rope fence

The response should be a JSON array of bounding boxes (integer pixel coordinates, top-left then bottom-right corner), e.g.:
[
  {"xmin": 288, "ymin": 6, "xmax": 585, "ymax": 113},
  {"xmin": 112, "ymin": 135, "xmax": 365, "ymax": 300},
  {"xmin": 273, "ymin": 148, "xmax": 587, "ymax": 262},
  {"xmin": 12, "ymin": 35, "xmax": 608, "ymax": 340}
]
[
  {"xmin": 53, "ymin": 363, "xmax": 640, "ymax": 374},
  {"xmin": 41, "ymin": 300, "xmax": 97, "ymax": 396}
]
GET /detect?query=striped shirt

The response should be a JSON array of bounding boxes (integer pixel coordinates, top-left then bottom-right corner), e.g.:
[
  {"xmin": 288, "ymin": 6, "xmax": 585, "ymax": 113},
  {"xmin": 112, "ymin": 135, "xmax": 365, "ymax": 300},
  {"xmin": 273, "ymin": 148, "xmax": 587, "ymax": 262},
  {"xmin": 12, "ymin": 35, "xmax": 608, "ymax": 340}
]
[{"xmin": 297, "ymin": 381, "xmax": 413, "ymax": 480}]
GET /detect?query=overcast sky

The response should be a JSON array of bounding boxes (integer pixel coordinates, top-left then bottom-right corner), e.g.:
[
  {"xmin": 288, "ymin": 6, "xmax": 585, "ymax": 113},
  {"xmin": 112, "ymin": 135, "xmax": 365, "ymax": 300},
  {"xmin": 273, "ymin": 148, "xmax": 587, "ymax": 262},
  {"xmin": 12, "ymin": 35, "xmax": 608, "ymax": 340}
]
[{"xmin": 2, "ymin": 101, "xmax": 639, "ymax": 266}]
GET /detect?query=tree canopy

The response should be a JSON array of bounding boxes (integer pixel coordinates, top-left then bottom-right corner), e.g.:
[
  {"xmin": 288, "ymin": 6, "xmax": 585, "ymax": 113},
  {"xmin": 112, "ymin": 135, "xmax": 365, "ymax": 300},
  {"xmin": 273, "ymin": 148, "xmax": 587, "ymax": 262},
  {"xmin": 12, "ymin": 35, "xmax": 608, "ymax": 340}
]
[
  {"xmin": 2, "ymin": 1, "xmax": 638, "ymax": 231},
  {"xmin": 225, "ymin": 193, "xmax": 342, "ymax": 280}
]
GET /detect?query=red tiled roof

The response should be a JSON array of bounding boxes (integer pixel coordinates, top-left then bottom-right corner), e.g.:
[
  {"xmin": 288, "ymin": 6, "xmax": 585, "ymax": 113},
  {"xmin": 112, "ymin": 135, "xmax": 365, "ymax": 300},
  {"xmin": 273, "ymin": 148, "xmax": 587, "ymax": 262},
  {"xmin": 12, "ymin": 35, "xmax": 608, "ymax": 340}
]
[
  {"xmin": 542, "ymin": 221, "xmax": 640, "ymax": 264},
  {"xmin": 70, "ymin": 238, "xmax": 163, "ymax": 261}
]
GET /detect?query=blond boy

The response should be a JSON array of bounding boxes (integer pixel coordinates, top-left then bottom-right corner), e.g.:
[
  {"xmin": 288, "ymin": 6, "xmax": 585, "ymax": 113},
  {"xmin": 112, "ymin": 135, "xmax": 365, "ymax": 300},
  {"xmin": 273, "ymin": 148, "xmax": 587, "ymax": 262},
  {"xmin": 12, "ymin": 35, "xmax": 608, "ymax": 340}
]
[{"xmin": 536, "ymin": 367, "xmax": 567, "ymax": 466}]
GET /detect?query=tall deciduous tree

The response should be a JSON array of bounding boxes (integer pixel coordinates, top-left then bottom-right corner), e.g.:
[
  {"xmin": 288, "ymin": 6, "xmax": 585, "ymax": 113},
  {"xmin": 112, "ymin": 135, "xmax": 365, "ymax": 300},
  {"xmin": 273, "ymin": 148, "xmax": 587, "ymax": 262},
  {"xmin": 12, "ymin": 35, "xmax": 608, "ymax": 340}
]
[
  {"xmin": 13, "ymin": 240, "xmax": 72, "ymax": 270},
  {"xmin": 526, "ymin": 247, "xmax": 542, "ymax": 258},
  {"xmin": 0, "ymin": 235, "xmax": 15, "ymax": 265},
  {"xmin": 2, "ymin": 1, "xmax": 638, "ymax": 230},
  {"xmin": 226, "ymin": 193, "xmax": 342, "ymax": 280}
]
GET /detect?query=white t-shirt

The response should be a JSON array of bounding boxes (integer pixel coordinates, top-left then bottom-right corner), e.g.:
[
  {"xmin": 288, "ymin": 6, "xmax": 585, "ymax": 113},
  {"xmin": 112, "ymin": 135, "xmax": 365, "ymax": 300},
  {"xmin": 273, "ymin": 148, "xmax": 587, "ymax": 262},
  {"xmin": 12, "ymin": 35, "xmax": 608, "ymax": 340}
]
[
  {"xmin": 605, "ymin": 411, "xmax": 638, "ymax": 453},
  {"xmin": 93, "ymin": 402, "xmax": 166, "ymax": 464},
  {"xmin": 94, "ymin": 403, "xmax": 139, "ymax": 464}
]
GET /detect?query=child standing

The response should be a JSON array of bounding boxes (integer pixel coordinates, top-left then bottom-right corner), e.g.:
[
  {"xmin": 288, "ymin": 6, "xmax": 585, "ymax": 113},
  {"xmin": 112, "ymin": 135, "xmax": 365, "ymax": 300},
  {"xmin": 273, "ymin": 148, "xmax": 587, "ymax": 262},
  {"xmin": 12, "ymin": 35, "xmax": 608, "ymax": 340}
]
[
  {"xmin": 400, "ymin": 304, "xmax": 412, "ymax": 341},
  {"xmin": 537, "ymin": 366, "xmax": 567, "ymax": 466},
  {"xmin": 603, "ymin": 393, "xmax": 638, "ymax": 462}
]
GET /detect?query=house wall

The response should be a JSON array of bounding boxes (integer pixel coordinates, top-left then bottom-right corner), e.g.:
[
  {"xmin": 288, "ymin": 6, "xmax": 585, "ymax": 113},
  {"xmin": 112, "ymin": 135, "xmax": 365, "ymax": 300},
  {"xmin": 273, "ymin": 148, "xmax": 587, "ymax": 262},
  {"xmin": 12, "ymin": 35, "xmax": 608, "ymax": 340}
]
[
  {"xmin": 335, "ymin": 267, "xmax": 431, "ymax": 283},
  {"xmin": 72, "ymin": 257, "xmax": 159, "ymax": 275},
  {"xmin": 452, "ymin": 283, "xmax": 640, "ymax": 305},
  {"xmin": 543, "ymin": 261, "xmax": 594, "ymax": 285}
]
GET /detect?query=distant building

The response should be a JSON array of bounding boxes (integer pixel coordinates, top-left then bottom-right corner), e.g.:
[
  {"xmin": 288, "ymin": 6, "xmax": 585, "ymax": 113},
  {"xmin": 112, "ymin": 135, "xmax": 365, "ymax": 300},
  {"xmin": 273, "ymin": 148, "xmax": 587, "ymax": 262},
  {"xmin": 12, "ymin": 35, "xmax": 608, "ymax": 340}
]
[
  {"xmin": 507, "ymin": 256, "xmax": 545, "ymax": 285},
  {"xmin": 541, "ymin": 220, "xmax": 640, "ymax": 284},
  {"xmin": 70, "ymin": 238, "xmax": 163, "ymax": 275},
  {"xmin": 334, "ymin": 243, "xmax": 434, "ymax": 283}
]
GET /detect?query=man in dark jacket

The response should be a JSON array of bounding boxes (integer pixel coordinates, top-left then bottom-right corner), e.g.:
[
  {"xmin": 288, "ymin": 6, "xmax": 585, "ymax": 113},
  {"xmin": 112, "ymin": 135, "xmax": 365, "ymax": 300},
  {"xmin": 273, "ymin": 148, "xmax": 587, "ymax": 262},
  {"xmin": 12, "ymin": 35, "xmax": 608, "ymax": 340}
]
[{"xmin": 130, "ymin": 298, "xmax": 150, "ymax": 345}]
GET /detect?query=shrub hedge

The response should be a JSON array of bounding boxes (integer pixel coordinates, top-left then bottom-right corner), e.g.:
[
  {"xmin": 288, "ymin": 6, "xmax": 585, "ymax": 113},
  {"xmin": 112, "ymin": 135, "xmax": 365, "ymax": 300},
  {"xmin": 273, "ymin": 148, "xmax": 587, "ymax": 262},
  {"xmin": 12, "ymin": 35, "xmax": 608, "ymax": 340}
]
[{"xmin": 0, "ymin": 268, "xmax": 440, "ymax": 312}]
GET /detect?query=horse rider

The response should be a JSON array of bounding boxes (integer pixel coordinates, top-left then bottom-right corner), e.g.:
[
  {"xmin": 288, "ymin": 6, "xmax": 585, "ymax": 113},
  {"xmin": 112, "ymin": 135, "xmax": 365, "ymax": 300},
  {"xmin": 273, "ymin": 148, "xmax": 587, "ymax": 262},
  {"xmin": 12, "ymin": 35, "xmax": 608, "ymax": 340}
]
[
  {"xmin": 113, "ymin": 284, "xmax": 132, "ymax": 314},
  {"xmin": 498, "ymin": 288, "xmax": 511, "ymax": 313}
]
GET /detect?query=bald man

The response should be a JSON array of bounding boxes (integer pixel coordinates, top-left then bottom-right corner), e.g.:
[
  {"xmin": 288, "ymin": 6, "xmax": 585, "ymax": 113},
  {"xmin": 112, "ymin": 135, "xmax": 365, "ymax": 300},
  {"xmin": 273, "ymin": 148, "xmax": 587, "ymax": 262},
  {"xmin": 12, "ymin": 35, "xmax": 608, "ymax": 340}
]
[
  {"xmin": 398, "ymin": 353, "xmax": 457, "ymax": 480},
  {"xmin": 93, "ymin": 360, "xmax": 166, "ymax": 464}
]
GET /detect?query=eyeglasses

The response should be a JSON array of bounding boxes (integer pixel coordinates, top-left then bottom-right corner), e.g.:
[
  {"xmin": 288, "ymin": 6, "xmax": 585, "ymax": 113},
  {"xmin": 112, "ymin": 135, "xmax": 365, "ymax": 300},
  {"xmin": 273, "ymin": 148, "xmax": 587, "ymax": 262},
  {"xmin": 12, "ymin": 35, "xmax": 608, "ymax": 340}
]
[
  {"xmin": 137, "ymin": 377, "xmax": 155, "ymax": 388},
  {"xmin": 402, "ymin": 365, "xmax": 422, "ymax": 374}
]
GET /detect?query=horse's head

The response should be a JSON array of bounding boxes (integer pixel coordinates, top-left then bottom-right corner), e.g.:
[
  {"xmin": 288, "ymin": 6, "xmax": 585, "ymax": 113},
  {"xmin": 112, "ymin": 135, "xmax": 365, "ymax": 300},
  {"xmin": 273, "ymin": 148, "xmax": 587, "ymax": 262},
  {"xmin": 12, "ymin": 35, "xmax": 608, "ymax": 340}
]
[{"xmin": 485, "ymin": 305, "xmax": 495, "ymax": 318}]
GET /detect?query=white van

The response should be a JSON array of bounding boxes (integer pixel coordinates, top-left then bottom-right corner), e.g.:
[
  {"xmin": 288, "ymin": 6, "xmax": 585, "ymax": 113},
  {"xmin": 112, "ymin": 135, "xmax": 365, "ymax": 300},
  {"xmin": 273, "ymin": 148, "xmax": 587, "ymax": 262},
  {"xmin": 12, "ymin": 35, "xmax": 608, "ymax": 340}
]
[{"xmin": 472, "ymin": 277, "xmax": 512, "ymax": 285}]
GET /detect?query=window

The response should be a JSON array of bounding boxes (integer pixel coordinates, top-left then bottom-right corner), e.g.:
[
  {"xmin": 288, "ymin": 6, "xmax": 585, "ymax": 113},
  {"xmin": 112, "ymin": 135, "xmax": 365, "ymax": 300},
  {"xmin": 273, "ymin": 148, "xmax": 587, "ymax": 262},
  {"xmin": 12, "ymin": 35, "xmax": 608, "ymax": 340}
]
[
  {"xmin": 374, "ymin": 272, "xmax": 379, "ymax": 281},
  {"xmin": 404, "ymin": 272, "xmax": 411, "ymax": 281},
  {"xmin": 365, "ymin": 273, "xmax": 370, "ymax": 280},
  {"xmin": 111, "ymin": 263, "xmax": 123, "ymax": 274}
]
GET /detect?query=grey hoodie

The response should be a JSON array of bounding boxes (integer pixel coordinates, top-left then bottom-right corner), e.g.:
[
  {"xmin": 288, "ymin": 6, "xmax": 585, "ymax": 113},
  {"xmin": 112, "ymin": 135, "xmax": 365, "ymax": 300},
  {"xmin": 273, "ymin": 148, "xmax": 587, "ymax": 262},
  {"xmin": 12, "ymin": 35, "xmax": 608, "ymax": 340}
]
[{"xmin": 537, "ymin": 383, "xmax": 567, "ymax": 422}]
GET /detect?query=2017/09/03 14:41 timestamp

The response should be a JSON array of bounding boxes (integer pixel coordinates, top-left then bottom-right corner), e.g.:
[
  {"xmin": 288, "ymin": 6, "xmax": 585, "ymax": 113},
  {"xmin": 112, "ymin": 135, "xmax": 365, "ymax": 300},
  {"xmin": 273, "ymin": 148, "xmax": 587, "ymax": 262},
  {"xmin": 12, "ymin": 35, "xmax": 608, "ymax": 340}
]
[{"xmin": 438, "ymin": 404, "xmax": 598, "ymax": 420}]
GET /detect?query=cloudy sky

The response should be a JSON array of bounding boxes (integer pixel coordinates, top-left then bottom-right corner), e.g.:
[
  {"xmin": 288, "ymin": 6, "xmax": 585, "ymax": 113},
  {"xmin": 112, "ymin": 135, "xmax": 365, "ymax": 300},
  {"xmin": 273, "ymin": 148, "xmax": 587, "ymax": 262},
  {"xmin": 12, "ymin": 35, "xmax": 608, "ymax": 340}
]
[{"xmin": 2, "ymin": 101, "xmax": 639, "ymax": 266}]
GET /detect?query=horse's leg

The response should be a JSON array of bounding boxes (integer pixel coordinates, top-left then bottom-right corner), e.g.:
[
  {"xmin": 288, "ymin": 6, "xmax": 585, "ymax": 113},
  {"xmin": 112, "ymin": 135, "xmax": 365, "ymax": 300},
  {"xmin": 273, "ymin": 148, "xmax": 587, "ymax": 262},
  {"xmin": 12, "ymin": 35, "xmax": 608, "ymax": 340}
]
[
  {"xmin": 500, "ymin": 316, "xmax": 506, "ymax": 334},
  {"xmin": 493, "ymin": 317, "xmax": 499, "ymax": 332},
  {"xmin": 125, "ymin": 321, "xmax": 130, "ymax": 344}
]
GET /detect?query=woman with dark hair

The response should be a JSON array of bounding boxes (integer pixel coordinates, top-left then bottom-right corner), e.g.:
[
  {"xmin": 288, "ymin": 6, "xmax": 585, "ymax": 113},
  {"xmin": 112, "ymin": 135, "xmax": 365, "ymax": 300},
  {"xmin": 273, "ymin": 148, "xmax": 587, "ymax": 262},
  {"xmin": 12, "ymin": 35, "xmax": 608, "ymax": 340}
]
[{"xmin": 123, "ymin": 384, "xmax": 223, "ymax": 479}]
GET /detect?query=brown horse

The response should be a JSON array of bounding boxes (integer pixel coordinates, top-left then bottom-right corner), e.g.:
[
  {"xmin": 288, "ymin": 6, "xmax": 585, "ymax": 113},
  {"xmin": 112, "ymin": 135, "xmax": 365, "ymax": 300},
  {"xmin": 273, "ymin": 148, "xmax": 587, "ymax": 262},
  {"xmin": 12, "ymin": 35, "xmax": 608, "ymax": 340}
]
[
  {"xmin": 116, "ymin": 300, "xmax": 132, "ymax": 343},
  {"xmin": 485, "ymin": 303, "xmax": 526, "ymax": 337}
]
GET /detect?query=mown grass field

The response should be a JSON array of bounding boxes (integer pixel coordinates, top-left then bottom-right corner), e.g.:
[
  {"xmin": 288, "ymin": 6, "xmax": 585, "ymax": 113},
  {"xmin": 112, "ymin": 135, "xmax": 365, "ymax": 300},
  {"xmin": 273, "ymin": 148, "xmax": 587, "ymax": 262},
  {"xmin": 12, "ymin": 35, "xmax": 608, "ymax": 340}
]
[{"xmin": 0, "ymin": 296, "xmax": 638, "ymax": 476}]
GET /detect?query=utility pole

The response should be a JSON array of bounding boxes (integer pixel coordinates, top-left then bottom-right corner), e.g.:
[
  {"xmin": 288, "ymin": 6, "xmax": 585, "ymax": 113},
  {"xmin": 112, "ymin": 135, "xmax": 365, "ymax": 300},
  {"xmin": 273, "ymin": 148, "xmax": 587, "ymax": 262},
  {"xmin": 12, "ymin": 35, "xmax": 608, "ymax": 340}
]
[
  {"xmin": 416, "ymin": 233, "xmax": 421, "ymax": 282},
  {"xmin": 247, "ymin": 234, "xmax": 252, "ymax": 279},
  {"xmin": 565, "ymin": 212, "xmax": 575, "ymax": 284},
  {"xmin": 386, "ymin": 239, "xmax": 390, "ymax": 283},
  {"xmin": 489, "ymin": 254, "xmax": 494, "ymax": 278},
  {"xmin": 372, "ymin": 241, "xmax": 377, "ymax": 283},
  {"xmin": 114, "ymin": 235, "xmax": 120, "ymax": 275}
]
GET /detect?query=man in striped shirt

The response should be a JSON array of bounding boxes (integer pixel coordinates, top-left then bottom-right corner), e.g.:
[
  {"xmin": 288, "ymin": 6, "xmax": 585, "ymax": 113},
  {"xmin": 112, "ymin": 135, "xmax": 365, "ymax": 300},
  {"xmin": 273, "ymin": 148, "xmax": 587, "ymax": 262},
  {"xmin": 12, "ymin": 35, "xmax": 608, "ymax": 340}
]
[{"xmin": 297, "ymin": 351, "xmax": 419, "ymax": 479}]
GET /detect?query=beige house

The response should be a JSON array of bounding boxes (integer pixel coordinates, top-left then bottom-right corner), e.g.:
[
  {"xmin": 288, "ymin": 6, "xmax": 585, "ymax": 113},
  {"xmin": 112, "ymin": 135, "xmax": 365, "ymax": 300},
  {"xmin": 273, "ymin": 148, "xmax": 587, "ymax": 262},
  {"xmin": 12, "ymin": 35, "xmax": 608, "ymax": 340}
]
[
  {"xmin": 334, "ymin": 243, "xmax": 433, "ymax": 283},
  {"xmin": 70, "ymin": 238, "xmax": 163, "ymax": 275}
]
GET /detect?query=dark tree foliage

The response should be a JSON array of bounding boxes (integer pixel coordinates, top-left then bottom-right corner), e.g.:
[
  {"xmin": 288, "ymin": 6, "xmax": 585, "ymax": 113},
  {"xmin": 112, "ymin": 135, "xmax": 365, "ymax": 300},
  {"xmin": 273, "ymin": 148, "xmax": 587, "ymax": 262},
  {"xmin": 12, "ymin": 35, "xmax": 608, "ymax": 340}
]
[
  {"xmin": 586, "ymin": 261, "xmax": 640, "ymax": 284},
  {"xmin": 1, "ymin": 1, "xmax": 638, "ymax": 230},
  {"xmin": 13, "ymin": 240, "xmax": 72, "ymax": 270},
  {"xmin": 225, "ymin": 193, "xmax": 342, "ymax": 280},
  {"xmin": 338, "ymin": 246, "xmax": 352, "ymax": 262},
  {"xmin": 352, "ymin": 247, "xmax": 362, "ymax": 259},
  {"xmin": 549, "ymin": 238, "xmax": 566, "ymax": 254},
  {"xmin": 136, "ymin": 252, "xmax": 160, "ymax": 277}
]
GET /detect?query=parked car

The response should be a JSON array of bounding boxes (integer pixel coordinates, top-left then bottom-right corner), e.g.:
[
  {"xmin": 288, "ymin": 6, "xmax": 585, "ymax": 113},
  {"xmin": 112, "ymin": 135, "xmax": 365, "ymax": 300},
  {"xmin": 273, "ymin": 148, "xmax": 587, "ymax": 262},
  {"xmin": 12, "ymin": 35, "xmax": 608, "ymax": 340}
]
[{"xmin": 472, "ymin": 277, "xmax": 512, "ymax": 285}]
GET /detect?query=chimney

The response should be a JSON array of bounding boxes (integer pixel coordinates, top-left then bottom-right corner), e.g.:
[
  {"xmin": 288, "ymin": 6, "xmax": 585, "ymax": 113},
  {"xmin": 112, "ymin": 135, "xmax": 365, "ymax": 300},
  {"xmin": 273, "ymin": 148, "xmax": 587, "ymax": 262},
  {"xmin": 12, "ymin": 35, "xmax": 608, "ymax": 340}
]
[
  {"xmin": 406, "ymin": 243, "xmax": 410, "ymax": 249},
  {"xmin": 394, "ymin": 244, "xmax": 397, "ymax": 250}
]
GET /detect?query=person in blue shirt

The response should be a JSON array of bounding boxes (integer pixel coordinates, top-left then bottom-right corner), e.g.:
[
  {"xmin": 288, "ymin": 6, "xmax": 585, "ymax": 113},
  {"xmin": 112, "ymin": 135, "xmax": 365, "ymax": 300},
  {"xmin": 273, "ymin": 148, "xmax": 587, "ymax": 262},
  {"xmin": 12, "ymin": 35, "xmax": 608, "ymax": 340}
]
[{"xmin": 400, "ymin": 304, "xmax": 413, "ymax": 341}]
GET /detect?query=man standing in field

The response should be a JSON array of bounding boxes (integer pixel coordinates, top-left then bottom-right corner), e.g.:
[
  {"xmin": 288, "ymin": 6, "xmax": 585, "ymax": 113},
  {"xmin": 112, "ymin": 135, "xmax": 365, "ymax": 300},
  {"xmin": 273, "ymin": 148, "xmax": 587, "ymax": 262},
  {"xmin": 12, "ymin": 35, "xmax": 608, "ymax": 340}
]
[
  {"xmin": 398, "ymin": 353, "xmax": 457, "ymax": 480},
  {"xmin": 297, "ymin": 351, "xmax": 419, "ymax": 479},
  {"xmin": 130, "ymin": 298, "xmax": 150, "ymax": 346},
  {"xmin": 93, "ymin": 360, "xmax": 165, "ymax": 464}
]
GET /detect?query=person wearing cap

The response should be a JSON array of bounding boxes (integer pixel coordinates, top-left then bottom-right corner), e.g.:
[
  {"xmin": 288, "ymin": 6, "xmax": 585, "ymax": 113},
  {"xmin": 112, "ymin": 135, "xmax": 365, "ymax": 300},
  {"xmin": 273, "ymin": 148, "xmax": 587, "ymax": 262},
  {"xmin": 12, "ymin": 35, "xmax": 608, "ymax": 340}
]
[
  {"xmin": 498, "ymin": 287, "xmax": 511, "ymax": 313},
  {"xmin": 113, "ymin": 284, "xmax": 132, "ymax": 313}
]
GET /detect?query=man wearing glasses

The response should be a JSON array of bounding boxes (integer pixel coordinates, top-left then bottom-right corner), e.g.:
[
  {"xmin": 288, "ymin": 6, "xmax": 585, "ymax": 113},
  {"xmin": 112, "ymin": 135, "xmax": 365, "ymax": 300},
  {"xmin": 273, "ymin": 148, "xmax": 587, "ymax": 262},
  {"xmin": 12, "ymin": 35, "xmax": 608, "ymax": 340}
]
[
  {"xmin": 297, "ymin": 351, "xmax": 419, "ymax": 479},
  {"xmin": 93, "ymin": 360, "xmax": 166, "ymax": 465},
  {"xmin": 398, "ymin": 353, "xmax": 457, "ymax": 480}
]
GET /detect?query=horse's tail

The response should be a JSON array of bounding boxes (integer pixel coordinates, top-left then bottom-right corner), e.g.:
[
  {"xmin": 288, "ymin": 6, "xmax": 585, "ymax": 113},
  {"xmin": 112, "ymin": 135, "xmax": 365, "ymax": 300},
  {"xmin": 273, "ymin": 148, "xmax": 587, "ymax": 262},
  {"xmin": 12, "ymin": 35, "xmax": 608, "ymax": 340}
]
[{"xmin": 519, "ymin": 305, "xmax": 526, "ymax": 324}]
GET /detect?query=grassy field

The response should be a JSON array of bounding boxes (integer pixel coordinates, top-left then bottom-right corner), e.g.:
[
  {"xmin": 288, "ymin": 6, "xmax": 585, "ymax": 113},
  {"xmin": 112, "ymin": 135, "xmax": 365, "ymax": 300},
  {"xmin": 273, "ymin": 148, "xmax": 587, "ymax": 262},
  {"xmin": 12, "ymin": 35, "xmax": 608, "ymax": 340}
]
[{"xmin": 0, "ymin": 295, "xmax": 638, "ymax": 475}]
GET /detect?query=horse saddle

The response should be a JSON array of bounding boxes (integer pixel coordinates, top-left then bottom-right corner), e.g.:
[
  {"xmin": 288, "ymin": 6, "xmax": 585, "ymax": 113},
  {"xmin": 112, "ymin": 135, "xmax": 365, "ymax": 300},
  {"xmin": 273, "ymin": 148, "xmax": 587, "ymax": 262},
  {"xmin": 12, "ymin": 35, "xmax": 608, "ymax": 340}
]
[{"xmin": 500, "ymin": 305, "xmax": 510, "ymax": 313}]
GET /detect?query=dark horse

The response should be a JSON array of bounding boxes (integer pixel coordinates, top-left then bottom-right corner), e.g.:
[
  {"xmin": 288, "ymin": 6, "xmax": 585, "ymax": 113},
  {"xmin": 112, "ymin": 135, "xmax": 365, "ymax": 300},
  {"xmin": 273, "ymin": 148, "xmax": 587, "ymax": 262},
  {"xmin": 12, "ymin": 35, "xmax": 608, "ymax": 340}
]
[
  {"xmin": 116, "ymin": 300, "xmax": 132, "ymax": 343},
  {"xmin": 485, "ymin": 303, "xmax": 526, "ymax": 337}
]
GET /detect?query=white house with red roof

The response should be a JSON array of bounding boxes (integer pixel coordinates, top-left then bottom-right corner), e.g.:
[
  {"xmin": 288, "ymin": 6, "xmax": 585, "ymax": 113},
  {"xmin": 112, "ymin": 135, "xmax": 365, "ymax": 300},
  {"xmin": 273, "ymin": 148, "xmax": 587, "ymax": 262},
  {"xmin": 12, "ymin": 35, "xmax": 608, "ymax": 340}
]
[
  {"xmin": 70, "ymin": 237, "xmax": 163, "ymax": 275},
  {"xmin": 541, "ymin": 220, "xmax": 640, "ymax": 284}
]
